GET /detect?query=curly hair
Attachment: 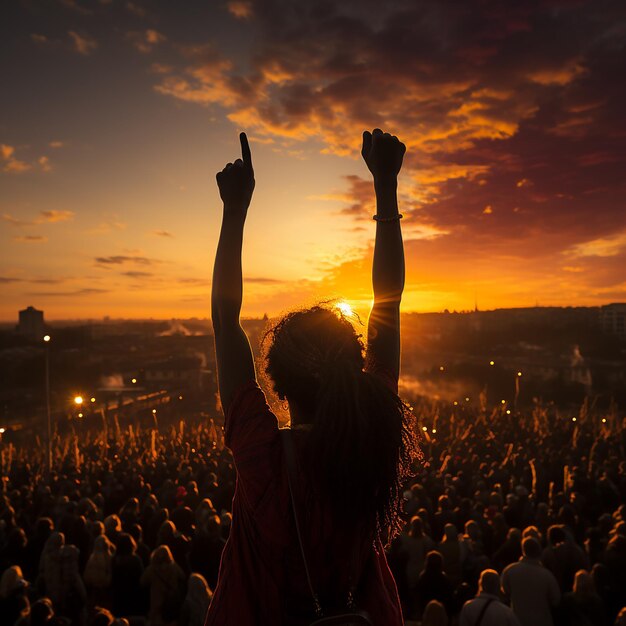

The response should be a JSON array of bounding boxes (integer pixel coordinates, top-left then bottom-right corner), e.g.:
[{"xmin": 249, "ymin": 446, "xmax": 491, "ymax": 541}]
[{"xmin": 263, "ymin": 303, "xmax": 420, "ymax": 538}]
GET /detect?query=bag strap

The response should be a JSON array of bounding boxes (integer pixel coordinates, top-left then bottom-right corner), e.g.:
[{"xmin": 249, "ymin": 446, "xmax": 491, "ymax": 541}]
[
  {"xmin": 282, "ymin": 428, "xmax": 323, "ymax": 617},
  {"xmin": 474, "ymin": 597, "xmax": 495, "ymax": 626}
]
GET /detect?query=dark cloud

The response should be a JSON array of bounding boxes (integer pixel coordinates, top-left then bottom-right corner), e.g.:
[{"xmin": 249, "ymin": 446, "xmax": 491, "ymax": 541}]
[
  {"xmin": 95, "ymin": 255, "xmax": 154, "ymax": 266},
  {"xmin": 245, "ymin": 277, "xmax": 282, "ymax": 284},
  {"xmin": 27, "ymin": 288, "xmax": 111, "ymax": 297},
  {"xmin": 153, "ymin": 0, "xmax": 626, "ymax": 263},
  {"xmin": 122, "ymin": 271, "xmax": 154, "ymax": 278},
  {"xmin": 13, "ymin": 235, "xmax": 48, "ymax": 242}
]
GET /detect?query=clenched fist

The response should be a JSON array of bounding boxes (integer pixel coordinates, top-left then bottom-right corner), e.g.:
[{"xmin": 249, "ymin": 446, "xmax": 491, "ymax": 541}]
[{"xmin": 361, "ymin": 129, "xmax": 406, "ymax": 184}]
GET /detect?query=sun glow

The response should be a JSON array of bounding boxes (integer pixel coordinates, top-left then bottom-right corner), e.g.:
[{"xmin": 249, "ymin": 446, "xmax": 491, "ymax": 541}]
[{"xmin": 336, "ymin": 301, "xmax": 354, "ymax": 317}]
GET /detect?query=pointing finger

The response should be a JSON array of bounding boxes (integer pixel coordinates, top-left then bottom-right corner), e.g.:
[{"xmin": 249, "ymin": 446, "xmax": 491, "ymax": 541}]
[
  {"xmin": 240, "ymin": 132, "xmax": 252, "ymax": 168},
  {"xmin": 361, "ymin": 130, "xmax": 372, "ymax": 159}
]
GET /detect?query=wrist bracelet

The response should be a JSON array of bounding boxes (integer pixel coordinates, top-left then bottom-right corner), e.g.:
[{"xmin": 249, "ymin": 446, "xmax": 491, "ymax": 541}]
[{"xmin": 373, "ymin": 213, "xmax": 403, "ymax": 222}]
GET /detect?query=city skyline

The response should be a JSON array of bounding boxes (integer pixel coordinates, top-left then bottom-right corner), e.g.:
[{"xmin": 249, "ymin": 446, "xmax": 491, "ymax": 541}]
[{"xmin": 2, "ymin": 1, "xmax": 625, "ymax": 320}]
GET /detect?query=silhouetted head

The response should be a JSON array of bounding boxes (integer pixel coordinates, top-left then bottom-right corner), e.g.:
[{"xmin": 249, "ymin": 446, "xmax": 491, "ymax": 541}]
[
  {"xmin": 478, "ymin": 569, "xmax": 500, "ymax": 595},
  {"xmin": 425, "ymin": 550, "xmax": 444, "ymax": 573},
  {"xmin": 422, "ymin": 599, "xmax": 448, "ymax": 626},
  {"xmin": 573, "ymin": 570, "xmax": 594, "ymax": 597},
  {"xmin": 548, "ymin": 524, "xmax": 567, "ymax": 546},
  {"xmin": 116, "ymin": 533, "xmax": 136, "ymax": 557},
  {"xmin": 265, "ymin": 304, "xmax": 364, "ymax": 413},
  {"xmin": 264, "ymin": 303, "xmax": 419, "ymax": 535},
  {"xmin": 151, "ymin": 544, "xmax": 174, "ymax": 566},
  {"xmin": 409, "ymin": 516, "xmax": 424, "ymax": 538},
  {"xmin": 522, "ymin": 536, "xmax": 541, "ymax": 559}
]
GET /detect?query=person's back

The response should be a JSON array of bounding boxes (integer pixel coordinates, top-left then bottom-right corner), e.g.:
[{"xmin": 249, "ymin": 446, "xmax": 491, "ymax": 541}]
[
  {"xmin": 206, "ymin": 360, "xmax": 408, "ymax": 624},
  {"xmin": 559, "ymin": 570, "xmax": 605, "ymax": 626},
  {"xmin": 502, "ymin": 538, "xmax": 560, "ymax": 626},
  {"xmin": 208, "ymin": 129, "xmax": 417, "ymax": 625},
  {"xmin": 414, "ymin": 551, "xmax": 454, "ymax": 619},
  {"xmin": 460, "ymin": 569, "xmax": 520, "ymax": 626}
]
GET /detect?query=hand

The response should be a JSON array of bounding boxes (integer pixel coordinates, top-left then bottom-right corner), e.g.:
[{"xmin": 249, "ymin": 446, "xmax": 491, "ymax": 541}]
[
  {"xmin": 216, "ymin": 132, "xmax": 255, "ymax": 215},
  {"xmin": 361, "ymin": 129, "xmax": 406, "ymax": 184}
]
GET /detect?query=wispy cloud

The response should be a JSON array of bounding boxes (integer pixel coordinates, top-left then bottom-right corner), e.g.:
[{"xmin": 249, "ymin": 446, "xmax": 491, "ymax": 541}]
[
  {"xmin": 27, "ymin": 288, "xmax": 110, "ymax": 297},
  {"xmin": 68, "ymin": 31, "xmax": 98, "ymax": 56},
  {"xmin": 227, "ymin": 1, "xmax": 253, "ymax": 19},
  {"xmin": 127, "ymin": 29, "xmax": 166, "ymax": 54},
  {"xmin": 568, "ymin": 232, "xmax": 626, "ymax": 258},
  {"xmin": 95, "ymin": 255, "xmax": 156, "ymax": 266},
  {"xmin": 38, "ymin": 156, "xmax": 52, "ymax": 172},
  {"xmin": 150, "ymin": 230, "xmax": 174, "ymax": 238},
  {"xmin": 13, "ymin": 235, "xmax": 48, "ymax": 243},
  {"xmin": 1, "ymin": 144, "xmax": 31, "ymax": 174},
  {"xmin": 39, "ymin": 210, "xmax": 74, "ymax": 223}
]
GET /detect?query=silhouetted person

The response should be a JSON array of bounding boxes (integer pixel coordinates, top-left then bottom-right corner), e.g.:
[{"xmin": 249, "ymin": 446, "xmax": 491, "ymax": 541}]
[
  {"xmin": 502, "ymin": 537, "xmax": 560, "ymax": 626},
  {"xmin": 207, "ymin": 130, "xmax": 418, "ymax": 624},
  {"xmin": 414, "ymin": 551, "xmax": 455, "ymax": 619},
  {"xmin": 558, "ymin": 569, "xmax": 605, "ymax": 626},
  {"xmin": 111, "ymin": 533, "xmax": 144, "ymax": 618},
  {"xmin": 460, "ymin": 569, "xmax": 520, "ymax": 626},
  {"xmin": 542, "ymin": 524, "xmax": 589, "ymax": 592}
]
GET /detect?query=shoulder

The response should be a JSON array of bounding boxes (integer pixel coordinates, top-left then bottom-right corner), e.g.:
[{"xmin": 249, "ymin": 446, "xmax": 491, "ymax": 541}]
[{"xmin": 224, "ymin": 380, "xmax": 279, "ymax": 452}]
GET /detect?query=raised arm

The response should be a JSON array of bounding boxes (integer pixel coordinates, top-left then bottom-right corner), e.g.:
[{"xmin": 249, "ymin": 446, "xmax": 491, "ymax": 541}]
[
  {"xmin": 361, "ymin": 129, "xmax": 406, "ymax": 382},
  {"xmin": 211, "ymin": 132, "xmax": 256, "ymax": 413}
]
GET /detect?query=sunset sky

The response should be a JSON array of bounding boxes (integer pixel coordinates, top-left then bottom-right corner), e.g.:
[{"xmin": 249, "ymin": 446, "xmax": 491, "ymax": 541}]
[{"xmin": 1, "ymin": 0, "xmax": 625, "ymax": 321}]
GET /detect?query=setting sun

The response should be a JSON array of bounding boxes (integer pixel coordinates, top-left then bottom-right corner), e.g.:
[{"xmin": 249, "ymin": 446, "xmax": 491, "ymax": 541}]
[{"xmin": 336, "ymin": 301, "xmax": 354, "ymax": 317}]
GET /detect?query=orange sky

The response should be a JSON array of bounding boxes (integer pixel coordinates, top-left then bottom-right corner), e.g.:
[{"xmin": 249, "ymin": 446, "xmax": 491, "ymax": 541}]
[{"xmin": 1, "ymin": 1, "xmax": 625, "ymax": 321}]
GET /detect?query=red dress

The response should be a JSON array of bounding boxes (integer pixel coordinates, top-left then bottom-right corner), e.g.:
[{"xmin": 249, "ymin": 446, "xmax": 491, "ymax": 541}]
[{"xmin": 205, "ymin": 380, "xmax": 404, "ymax": 626}]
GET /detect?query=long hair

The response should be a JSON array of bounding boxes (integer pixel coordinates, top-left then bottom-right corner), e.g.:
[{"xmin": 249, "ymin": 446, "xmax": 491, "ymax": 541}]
[{"xmin": 263, "ymin": 304, "xmax": 419, "ymax": 537}]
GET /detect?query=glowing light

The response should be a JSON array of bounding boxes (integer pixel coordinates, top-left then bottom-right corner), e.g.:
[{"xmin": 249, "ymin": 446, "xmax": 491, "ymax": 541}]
[
  {"xmin": 465, "ymin": 397, "xmax": 470, "ymax": 402},
  {"xmin": 453, "ymin": 401, "xmax": 458, "ymax": 406},
  {"xmin": 131, "ymin": 378, "xmax": 137, "ymax": 384},
  {"xmin": 43, "ymin": 335, "xmax": 51, "ymax": 342},
  {"xmin": 506, "ymin": 410, "xmax": 511, "ymax": 415},
  {"xmin": 572, "ymin": 417, "xmax": 577, "ymax": 422},
  {"xmin": 336, "ymin": 301, "xmax": 353, "ymax": 317},
  {"xmin": 601, "ymin": 418, "xmax": 607, "ymax": 423},
  {"xmin": 501, "ymin": 399, "xmax": 506, "ymax": 404},
  {"xmin": 178, "ymin": 395, "xmax": 183, "ymax": 400},
  {"xmin": 489, "ymin": 360, "xmax": 495, "ymax": 366},
  {"xmin": 78, "ymin": 412, "xmax": 83, "ymax": 418},
  {"xmin": 90, "ymin": 397, "xmax": 96, "ymax": 403},
  {"xmin": 517, "ymin": 371, "xmax": 522, "ymax": 377},
  {"xmin": 74, "ymin": 396, "xmax": 83, "ymax": 405},
  {"xmin": 152, "ymin": 409, "xmax": 157, "ymax": 414},
  {"xmin": 422, "ymin": 426, "xmax": 427, "ymax": 431},
  {"xmin": 432, "ymin": 429, "xmax": 437, "ymax": 434},
  {"xmin": 439, "ymin": 366, "xmax": 445, "ymax": 371},
  {"xmin": 0, "ymin": 428, "xmax": 5, "ymax": 434}
]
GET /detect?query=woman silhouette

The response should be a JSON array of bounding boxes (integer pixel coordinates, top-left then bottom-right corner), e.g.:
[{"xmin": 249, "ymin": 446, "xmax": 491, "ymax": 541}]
[{"xmin": 208, "ymin": 129, "xmax": 418, "ymax": 625}]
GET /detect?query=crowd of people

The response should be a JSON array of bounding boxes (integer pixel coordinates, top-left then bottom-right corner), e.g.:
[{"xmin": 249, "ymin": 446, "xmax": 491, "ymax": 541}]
[{"xmin": 0, "ymin": 400, "xmax": 624, "ymax": 626}]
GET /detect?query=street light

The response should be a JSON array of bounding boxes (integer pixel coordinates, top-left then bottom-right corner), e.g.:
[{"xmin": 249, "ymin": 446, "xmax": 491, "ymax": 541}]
[
  {"xmin": 43, "ymin": 335, "xmax": 52, "ymax": 474},
  {"xmin": 74, "ymin": 396, "xmax": 83, "ymax": 405}
]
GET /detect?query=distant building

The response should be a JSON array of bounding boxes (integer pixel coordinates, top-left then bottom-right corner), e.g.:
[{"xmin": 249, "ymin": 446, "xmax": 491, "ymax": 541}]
[
  {"xmin": 600, "ymin": 303, "xmax": 626, "ymax": 338},
  {"xmin": 17, "ymin": 306, "xmax": 45, "ymax": 340}
]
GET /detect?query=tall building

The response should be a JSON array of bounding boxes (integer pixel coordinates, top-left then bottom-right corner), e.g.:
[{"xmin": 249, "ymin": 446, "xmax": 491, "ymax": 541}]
[
  {"xmin": 17, "ymin": 306, "xmax": 45, "ymax": 340},
  {"xmin": 600, "ymin": 303, "xmax": 626, "ymax": 339}
]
